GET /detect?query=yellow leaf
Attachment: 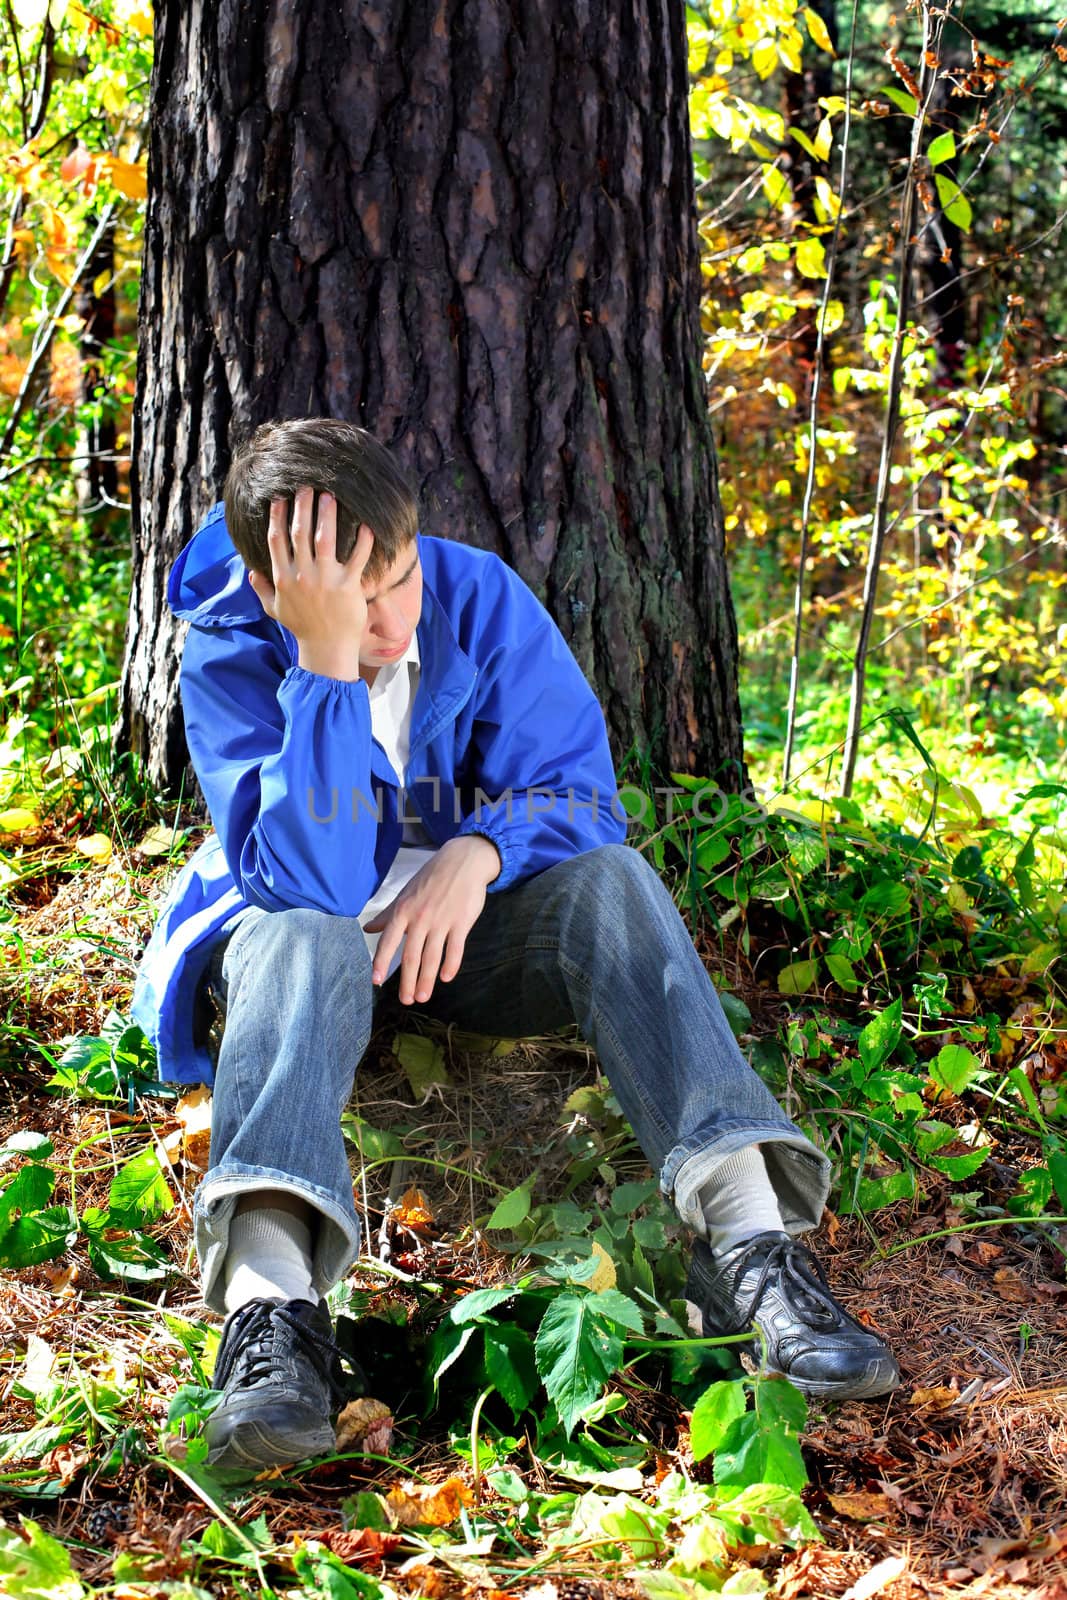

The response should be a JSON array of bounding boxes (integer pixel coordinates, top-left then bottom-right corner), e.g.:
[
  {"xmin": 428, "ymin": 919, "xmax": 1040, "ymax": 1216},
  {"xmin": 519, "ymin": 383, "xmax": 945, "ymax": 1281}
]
[
  {"xmin": 752, "ymin": 38, "xmax": 778, "ymax": 79},
  {"xmin": 75, "ymin": 833, "xmax": 112, "ymax": 863},
  {"xmin": 100, "ymin": 75, "xmax": 127, "ymax": 117},
  {"xmin": 174, "ymin": 1084, "xmax": 213, "ymax": 1168},
  {"xmin": 814, "ymin": 174, "xmax": 841, "ymax": 219},
  {"xmin": 126, "ymin": 6, "xmax": 153, "ymax": 36},
  {"xmin": 92, "ymin": 269, "xmax": 112, "ymax": 297},
  {"xmin": 804, "ymin": 7, "xmax": 836, "ymax": 55},
  {"xmin": 588, "ymin": 1239, "xmax": 617, "ymax": 1293},
  {"xmin": 813, "ymin": 117, "xmax": 834, "ymax": 161},
  {"xmin": 778, "ymin": 28, "xmax": 803, "ymax": 74},
  {"xmin": 0, "ymin": 807, "xmax": 38, "ymax": 832},
  {"xmin": 107, "ymin": 156, "xmax": 147, "ymax": 200},
  {"xmin": 761, "ymin": 164, "xmax": 793, "ymax": 211},
  {"xmin": 385, "ymin": 1475, "xmax": 472, "ymax": 1528},
  {"xmin": 795, "ymin": 235, "xmax": 827, "ymax": 278}
]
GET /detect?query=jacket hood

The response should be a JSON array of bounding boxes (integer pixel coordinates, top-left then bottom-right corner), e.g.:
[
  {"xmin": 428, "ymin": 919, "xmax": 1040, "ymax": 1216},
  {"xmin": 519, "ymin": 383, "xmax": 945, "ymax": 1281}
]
[{"xmin": 168, "ymin": 504, "xmax": 262, "ymax": 627}]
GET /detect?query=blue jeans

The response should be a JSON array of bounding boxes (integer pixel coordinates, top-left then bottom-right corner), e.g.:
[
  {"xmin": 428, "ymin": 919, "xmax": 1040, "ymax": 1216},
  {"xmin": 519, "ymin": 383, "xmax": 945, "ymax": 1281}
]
[{"xmin": 194, "ymin": 843, "xmax": 829, "ymax": 1311}]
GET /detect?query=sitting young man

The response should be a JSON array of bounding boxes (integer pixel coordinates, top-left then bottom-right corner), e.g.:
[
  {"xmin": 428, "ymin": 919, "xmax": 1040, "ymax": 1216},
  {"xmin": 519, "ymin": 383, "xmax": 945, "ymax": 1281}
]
[{"xmin": 132, "ymin": 417, "xmax": 898, "ymax": 1470}]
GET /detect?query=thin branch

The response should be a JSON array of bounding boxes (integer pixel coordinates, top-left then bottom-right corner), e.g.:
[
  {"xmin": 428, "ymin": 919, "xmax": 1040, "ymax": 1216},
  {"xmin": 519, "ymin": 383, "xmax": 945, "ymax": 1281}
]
[
  {"xmin": 782, "ymin": 0, "xmax": 861, "ymax": 791},
  {"xmin": 840, "ymin": 1, "xmax": 948, "ymax": 798}
]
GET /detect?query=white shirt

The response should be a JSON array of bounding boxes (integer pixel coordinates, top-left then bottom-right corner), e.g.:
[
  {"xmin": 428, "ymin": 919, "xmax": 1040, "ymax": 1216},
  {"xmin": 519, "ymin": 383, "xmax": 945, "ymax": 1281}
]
[{"xmin": 358, "ymin": 631, "xmax": 438, "ymax": 979}]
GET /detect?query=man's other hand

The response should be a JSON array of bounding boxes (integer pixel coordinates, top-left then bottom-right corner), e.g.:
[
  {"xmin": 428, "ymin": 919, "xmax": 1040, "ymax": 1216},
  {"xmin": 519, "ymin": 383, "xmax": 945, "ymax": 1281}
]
[{"xmin": 365, "ymin": 836, "xmax": 501, "ymax": 1004}]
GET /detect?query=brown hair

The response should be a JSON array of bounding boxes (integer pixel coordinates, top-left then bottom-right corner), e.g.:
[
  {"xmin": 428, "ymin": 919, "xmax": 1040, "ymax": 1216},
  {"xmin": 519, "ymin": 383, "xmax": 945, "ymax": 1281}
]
[{"xmin": 223, "ymin": 418, "xmax": 419, "ymax": 582}]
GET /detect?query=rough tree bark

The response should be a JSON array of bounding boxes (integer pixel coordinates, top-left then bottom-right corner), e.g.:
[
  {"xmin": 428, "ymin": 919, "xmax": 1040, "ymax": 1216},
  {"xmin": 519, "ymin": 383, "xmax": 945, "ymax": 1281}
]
[{"xmin": 120, "ymin": 0, "xmax": 744, "ymax": 801}]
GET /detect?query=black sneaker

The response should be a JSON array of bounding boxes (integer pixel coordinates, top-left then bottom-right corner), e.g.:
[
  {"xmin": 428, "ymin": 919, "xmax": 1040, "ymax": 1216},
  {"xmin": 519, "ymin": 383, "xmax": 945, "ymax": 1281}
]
[
  {"xmin": 204, "ymin": 1297, "xmax": 348, "ymax": 1469},
  {"xmin": 686, "ymin": 1231, "xmax": 900, "ymax": 1401}
]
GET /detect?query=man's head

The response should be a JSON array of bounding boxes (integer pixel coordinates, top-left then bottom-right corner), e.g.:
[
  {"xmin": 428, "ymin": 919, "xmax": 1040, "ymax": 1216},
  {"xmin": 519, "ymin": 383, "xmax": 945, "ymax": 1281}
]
[{"xmin": 223, "ymin": 418, "xmax": 418, "ymax": 589}]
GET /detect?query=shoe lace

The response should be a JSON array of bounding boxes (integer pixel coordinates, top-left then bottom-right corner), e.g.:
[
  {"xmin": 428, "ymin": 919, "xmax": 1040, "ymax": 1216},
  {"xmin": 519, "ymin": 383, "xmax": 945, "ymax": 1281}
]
[
  {"xmin": 724, "ymin": 1232, "xmax": 843, "ymax": 1334},
  {"xmin": 213, "ymin": 1298, "xmax": 347, "ymax": 1406}
]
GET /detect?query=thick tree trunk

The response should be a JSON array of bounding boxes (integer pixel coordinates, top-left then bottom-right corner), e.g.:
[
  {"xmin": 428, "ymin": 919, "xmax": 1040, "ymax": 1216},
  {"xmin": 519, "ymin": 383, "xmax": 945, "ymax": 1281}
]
[{"xmin": 121, "ymin": 0, "xmax": 743, "ymax": 801}]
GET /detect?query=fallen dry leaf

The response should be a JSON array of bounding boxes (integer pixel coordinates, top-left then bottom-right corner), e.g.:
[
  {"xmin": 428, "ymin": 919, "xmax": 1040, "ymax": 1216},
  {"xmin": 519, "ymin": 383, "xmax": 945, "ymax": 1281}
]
[
  {"xmin": 827, "ymin": 1491, "xmax": 892, "ymax": 1522},
  {"xmin": 40, "ymin": 1442, "xmax": 88, "ymax": 1487},
  {"xmin": 44, "ymin": 1263, "xmax": 78, "ymax": 1297},
  {"xmin": 993, "ymin": 1266, "xmax": 1032, "ymax": 1303},
  {"xmin": 394, "ymin": 1184, "xmax": 435, "ymax": 1231},
  {"xmin": 909, "ymin": 1385, "xmax": 959, "ymax": 1410},
  {"xmin": 842, "ymin": 1555, "xmax": 908, "ymax": 1600},
  {"xmin": 335, "ymin": 1397, "xmax": 394, "ymax": 1457},
  {"xmin": 174, "ymin": 1084, "xmax": 213, "ymax": 1169},
  {"xmin": 320, "ymin": 1527, "xmax": 401, "ymax": 1567},
  {"xmin": 385, "ymin": 1475, "xmax": 472, "ymax": 1528}
]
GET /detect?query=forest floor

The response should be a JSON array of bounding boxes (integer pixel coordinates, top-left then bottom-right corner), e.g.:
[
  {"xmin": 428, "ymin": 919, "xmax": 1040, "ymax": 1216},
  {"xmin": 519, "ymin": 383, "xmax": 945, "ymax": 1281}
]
[{"xmin": 1, "ymin": 837, "xmax": 1066, "ymax": 1600}]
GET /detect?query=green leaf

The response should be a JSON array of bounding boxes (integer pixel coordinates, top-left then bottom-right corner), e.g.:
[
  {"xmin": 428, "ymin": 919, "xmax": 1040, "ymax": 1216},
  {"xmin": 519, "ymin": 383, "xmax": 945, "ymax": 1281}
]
[
  {"xmin": 712, "ymin": 1378, "xmax": 808, "ymax": 1490},
  {"xmin": 427, "ymin": 1322, "xmax": 476, "ymax": 1397},
  {"xmin": 106, "ymin": 1147, "xmax": 174, "ymax": 1226},
  {"xmin": 928, "ymin": 130, "xmax": 956, "ymax": 166},
  {"xmin": 930, "ymin": 1043, "xmax": 980, "ymax": 1096},
  {"xmin": 632, "ymin": 1216, "xmax": 667, "ymax": 1251},
  {"xmin": 534, "ymin": 1294, "xmax": 625, "ymax": 1437},
  {"xmin": 928, "ymin": 1148, "xmax": 990, "ymax": 1180},
  {"xmin": 934, "ymin": 174, "xmax": 973, "ymax": 231},
  {"xmin": 483, "ymin": 1323, "xmax": 538, "ymax": 1418},
  {"xmin": 85, "ymin": 1227, "xmax": 169, "ymax": 1282},
  {"xmin": 883, "ymin": 86, "xmax": 918, "ymax": 115},
  {"xmin": 718, "ymin": 992, "xmax": 753, "ymax": 1038},
  {"xmin": 690, "ymin": 1379, "xmax": 748, "ymax": 1460},
  {"xmin": 450, "ymin": 1287, "xmax": 518, "ymax": 1325},
  {"xmin": 778, "ymin": 959, "xmax": 818, "ymax": 996},
  {"xmin": 393, "ymin": 1032, "xmax": 450, "ymax": 1099},
  {"xmin": 0, "ymin": 1517, "xmax": 85, "ymax": 1600},
  {"xmin": 858, "ymin": 997, "xmax": 902, "ymax": 1075},
  {"xmin": 825, "ymin": 952, "xmax": 859, "ymax": 992},
  {"xmin": 840, "ymin": 1166, "xmax": 916, "ymax": 1215},
  {"xmin": 610, "ymin": 1180, "xmax": 659, "ymax": 1214},
  {"xmin": 713, "ymin": 1481, "xmax": 820, "ymax": 1546},
  {"xmin": 0, "ymin": 1165, "xmax": 55, "ymax": 1226},
  {"xmin": 0, "ymin": 1208, "xmax": 75, "ymax": 1270},
  {"xmin": 339, "ymin": 1115, "xmax": 405, "ymax": 1162},
  {"xmin": 584, "ymin": 1289, "xmax": 645, "ymax": 1335},
  {"xmin": 1, "ymin": 1133, "xmax": 53, "ymax": 1163},
  {"xmin": 486, "ymin": 1179, "xmax": 535, "ymax": 1231}
]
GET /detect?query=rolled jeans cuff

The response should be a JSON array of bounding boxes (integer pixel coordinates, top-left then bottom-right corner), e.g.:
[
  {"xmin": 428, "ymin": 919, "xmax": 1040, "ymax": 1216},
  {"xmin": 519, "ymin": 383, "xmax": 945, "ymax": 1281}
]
[
  {"xmin": 193, "ymin": 1165, "xmax": 363, "ymax": 1316},
  {"xmin": 663, "ymin": 1121, "xmax": 831, "ymax": 1241}
]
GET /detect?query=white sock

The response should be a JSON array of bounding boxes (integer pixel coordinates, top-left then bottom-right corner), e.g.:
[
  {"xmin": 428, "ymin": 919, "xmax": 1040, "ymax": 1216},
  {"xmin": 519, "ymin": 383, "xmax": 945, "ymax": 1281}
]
[
  {"xmin": 697, "ymin": 1145, "xmax": 785, "ymax": 1259},
  {"xmin": 222, "ymin": 1206, "xmax": 315, "ymax": 1313}
]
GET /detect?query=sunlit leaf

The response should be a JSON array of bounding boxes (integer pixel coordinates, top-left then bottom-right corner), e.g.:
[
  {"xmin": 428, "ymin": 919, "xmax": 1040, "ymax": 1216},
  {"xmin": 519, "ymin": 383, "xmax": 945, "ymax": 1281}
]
[
  {"xmin": 803, "ymin": 7, "xmax": 835, "ymax": 54},
  {"xmin": 778, "ymin": 958, "xmax": 818, "ymax": 995},
  {"xmin": 928, "ymin": 130, "xmax": 956, "ymax": 167},
  {"xmin": 934, "ymin": 174, "xmax": 973, "ymax": 231},
  {"xmin": 75, "ymin": 833, "xmax": 112, "ymax": 863},
  {"xmin": 534, "ymin": 1293, "xmax": 625, "ymax": 1437},
  {"xmin": 0, "ymin": 1517, "xmax": 85, "ymax": 1600}
]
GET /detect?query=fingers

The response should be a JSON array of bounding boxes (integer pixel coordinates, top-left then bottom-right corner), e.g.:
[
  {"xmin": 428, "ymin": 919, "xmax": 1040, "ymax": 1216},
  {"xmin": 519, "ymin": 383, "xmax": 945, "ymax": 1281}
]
[
  {"xmin": 348, "ymin": 522, "xmax": 377, "ymax": 580},
  {"xmin": 399, "ymin": 926, "xmax": 447, "ymax": 1005},
  {"xmin": 315, "ymin": 491, "xmax": 337, "ymax": 565},
  {"xmin": 289, "ymin": 486, "xmax": 316, "ymax": 573},
  {"xmin": 267, "ymin": 498, "xmax": 293, "ymax": 581}
]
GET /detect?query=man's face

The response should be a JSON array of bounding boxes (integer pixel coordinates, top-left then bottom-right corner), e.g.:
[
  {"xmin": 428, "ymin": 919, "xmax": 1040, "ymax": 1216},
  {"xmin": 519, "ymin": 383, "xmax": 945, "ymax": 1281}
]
[{"xmin": 359, "ymin": 539, "xmax": 423, "ymax": 673}]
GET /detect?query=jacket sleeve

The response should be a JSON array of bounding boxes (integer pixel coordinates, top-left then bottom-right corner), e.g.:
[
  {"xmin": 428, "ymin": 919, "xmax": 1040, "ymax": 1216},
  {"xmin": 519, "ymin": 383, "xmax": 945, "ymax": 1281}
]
[
  {"xmin": 179, "ymin": 619, "xmax": 399, "ymax": 915},
  {"xmin": 454, "ymin": 558, "xmax": 628, "ymax": 891}
]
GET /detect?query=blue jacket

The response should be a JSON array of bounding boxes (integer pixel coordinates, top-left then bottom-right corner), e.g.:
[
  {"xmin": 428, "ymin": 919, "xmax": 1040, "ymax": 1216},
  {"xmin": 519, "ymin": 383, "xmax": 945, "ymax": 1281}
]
[{"xmin": 130, "ymin": 504, "xmax": 628, "ymax": 1084}]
